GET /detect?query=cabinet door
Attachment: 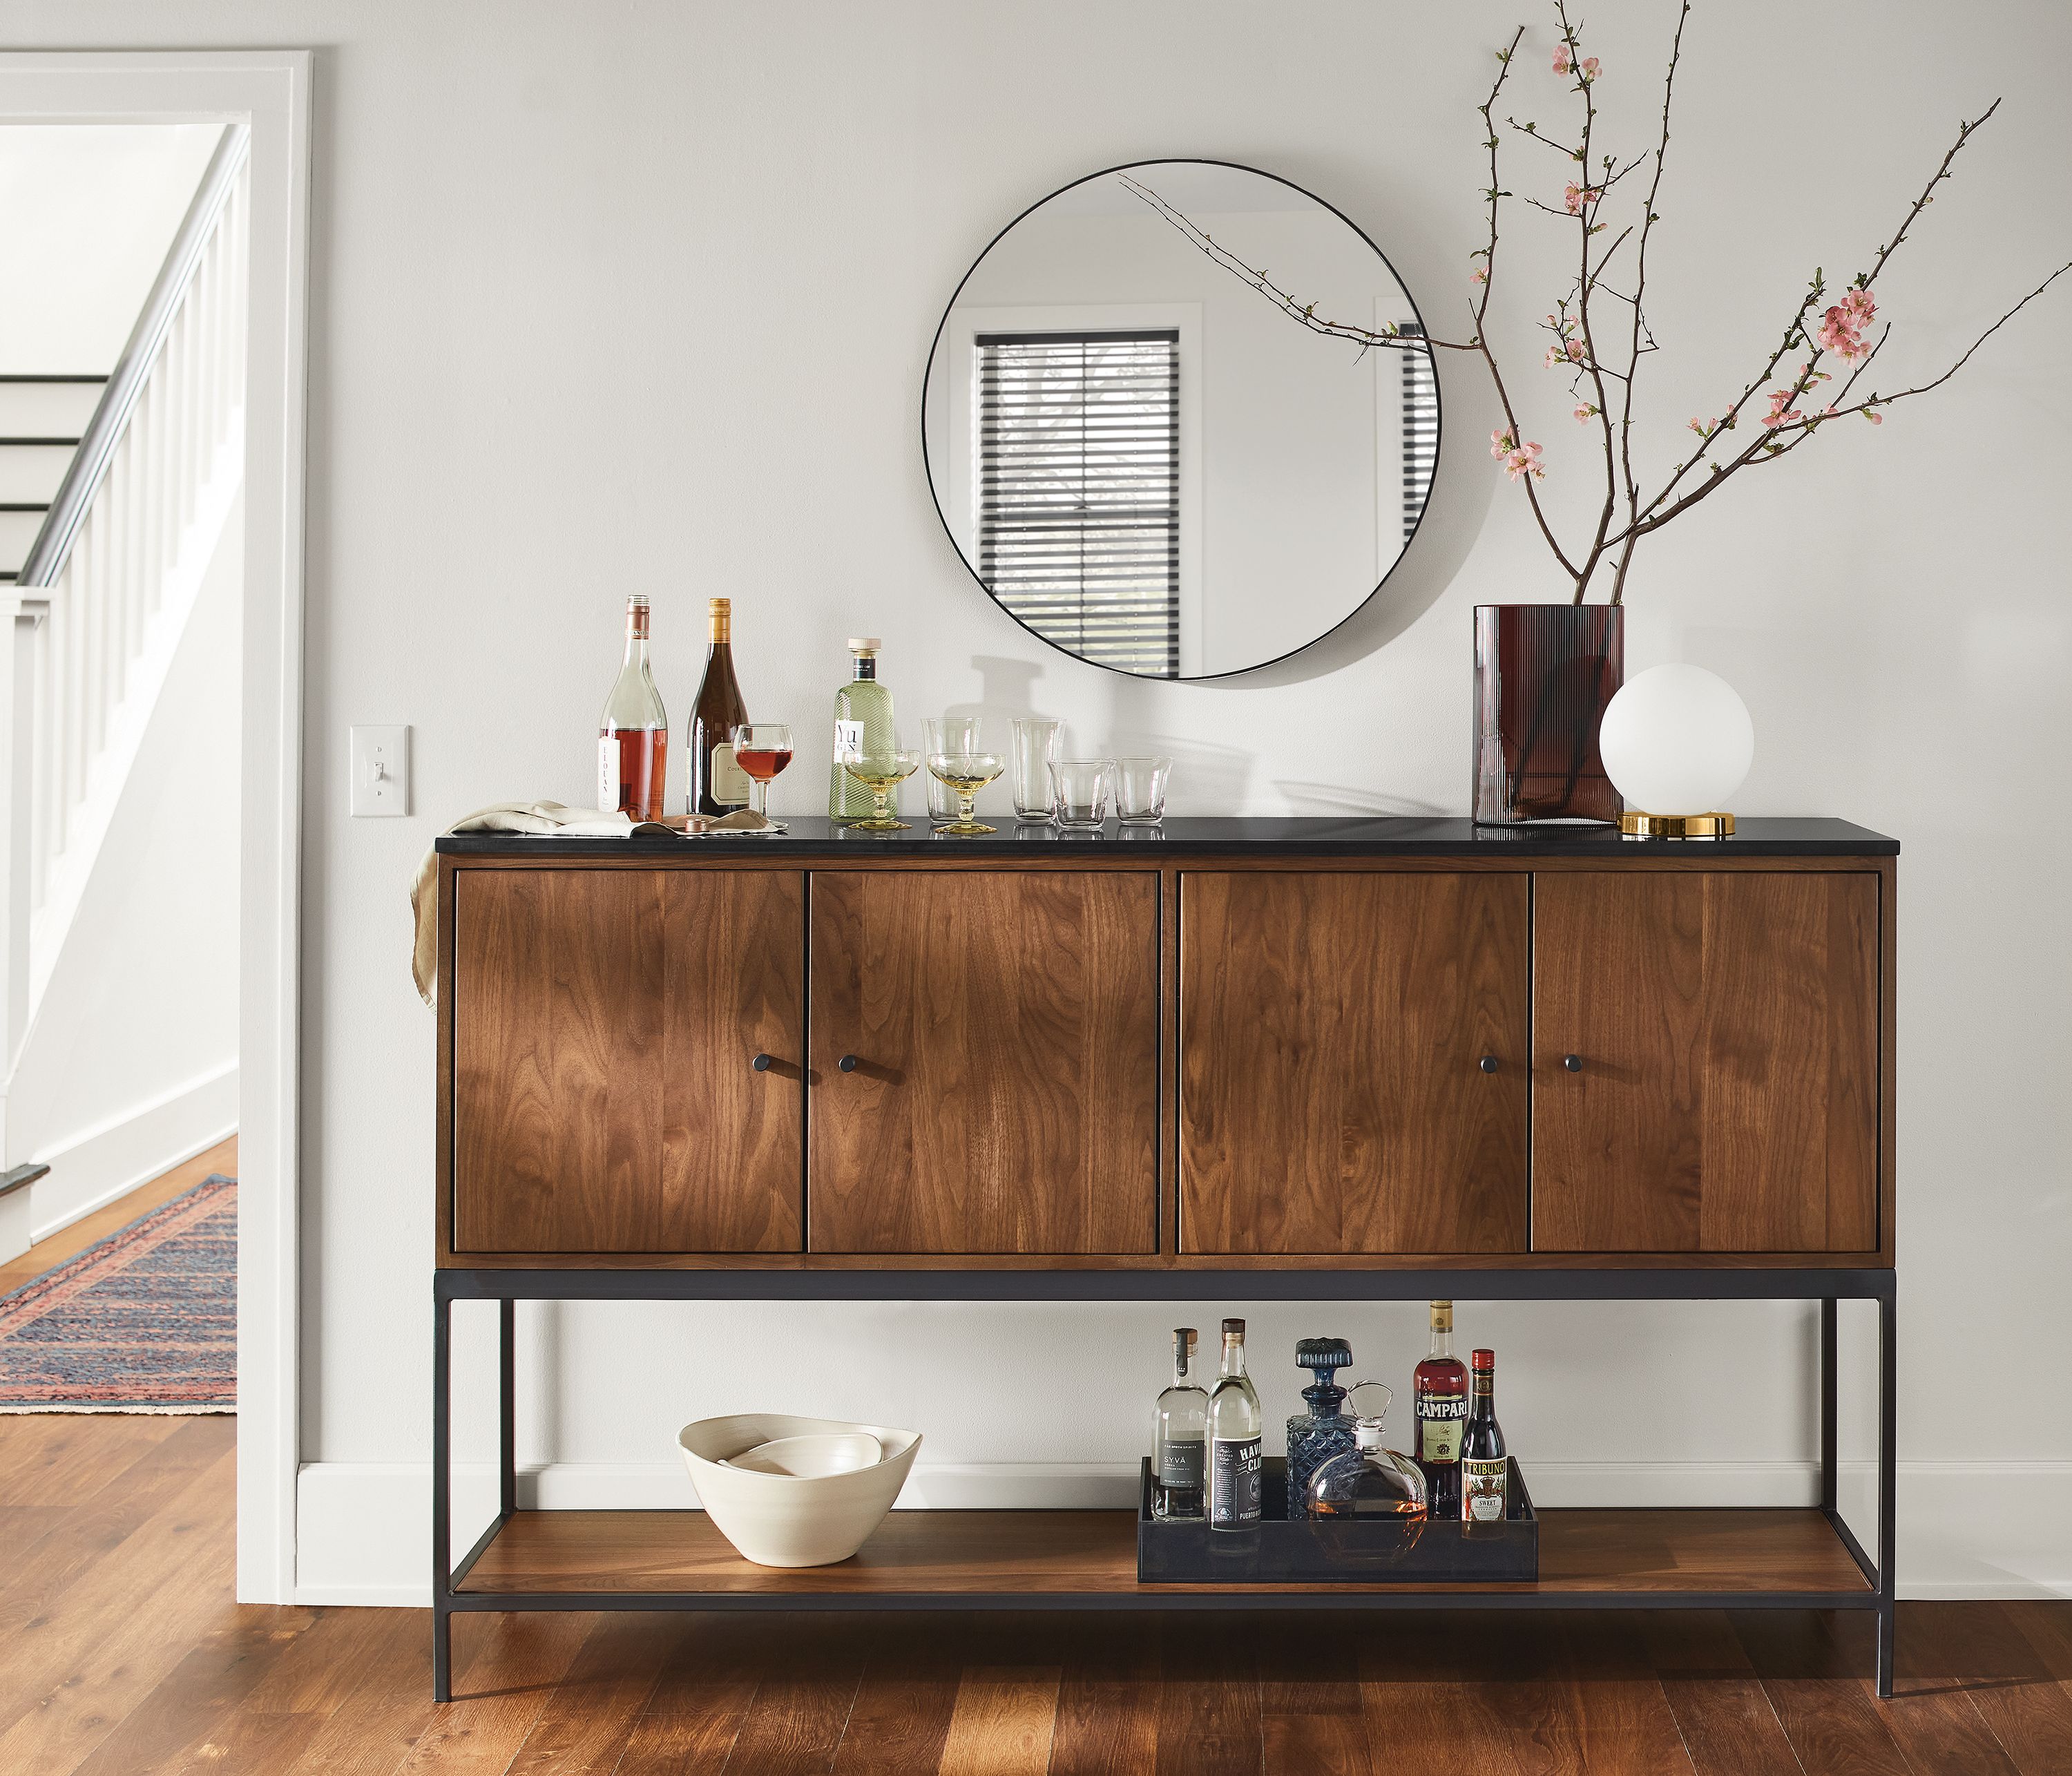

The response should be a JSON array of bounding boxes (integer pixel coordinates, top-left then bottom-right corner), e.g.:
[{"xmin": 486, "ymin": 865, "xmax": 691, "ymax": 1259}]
[
  {"xmin": 1179, "ymin": 872, "xmax": 1531, "ymax": 1254},
  {"xmin": 452, "ymin": 868, "xmax": 804, "ymax": 1253},
  {"xmin": 1532, "ymin": 871, "xmax": 1879, "ymax": 1253},
  {"xmin": 808, "ymin": 870, "xmax": 1159, "ymax": 1254}
]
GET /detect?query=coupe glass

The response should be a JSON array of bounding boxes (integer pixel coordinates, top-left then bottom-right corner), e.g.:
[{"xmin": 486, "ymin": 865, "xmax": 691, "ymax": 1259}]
[
  {"xmin": 728, "ymin": 723, "xmax": 793, "ymax": 826},
  {"xmin": 1050, "ymin": 758, "xmax": 1113, "ymax": 830},
  {"xmin": 1010, "ymin": 718, "xmax": 1064, "ymax": 821},
  {"xmin": 926, "ymin": 751, "xmax": 1006, "ymax": 835},
  {"xmin": 922, "ymin": 716, "xmax": 982, "ymax": 823},
  {"xmin": 841, "ymin": 749, "xmax": 920, "ymax": 830}
]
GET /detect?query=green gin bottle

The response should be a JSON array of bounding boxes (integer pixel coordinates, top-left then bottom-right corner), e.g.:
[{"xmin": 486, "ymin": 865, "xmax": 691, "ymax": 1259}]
[{"xmin": 828, "ymin": 638, "xmax": 896, "ymax": 821}]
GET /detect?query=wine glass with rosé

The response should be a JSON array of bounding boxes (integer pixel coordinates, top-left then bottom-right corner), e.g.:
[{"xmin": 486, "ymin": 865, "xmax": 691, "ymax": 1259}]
[{"xmin": 729, "ymin": 723, "xmax": 793, "ymax": 828}]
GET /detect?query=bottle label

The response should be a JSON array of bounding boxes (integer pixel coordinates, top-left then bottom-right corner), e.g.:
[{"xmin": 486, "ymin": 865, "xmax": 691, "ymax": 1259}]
[
  {"xmin": 1209, "ymin": 1435, "xmax": 1263, "ymax": 1527},
  {"xmin": 709, "ymin": 743, "xmax": 751, "ymax": 807},
  {"xmin": 1417, "ymin": 1397, "xmax": 1467, "ymax": 1465},
  {"xmin": 1157, "ymin": 1439, "xmax": 1205, "ymax": 1490},
  {"xmin": 1463, "ymin": 1457, "xmax": 1508, "ymax": 1522},
  {"xmin": 597, "ymin": 736, "xmax": 620, "ymax": 811},
  {"xmin": 833, "ymin": 718, "xmax": 865, "ymax": 762}
]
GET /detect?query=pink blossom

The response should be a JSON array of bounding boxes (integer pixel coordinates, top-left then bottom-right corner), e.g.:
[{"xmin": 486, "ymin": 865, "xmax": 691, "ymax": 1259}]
[
  {"xmin": 1552, "ymin": 44, "xmax": 1573, "ymax": 74},
  {"xmin": 1580, "ymin": 56, "xmax": 1600, "ymax": 79},
  {"xmin": 1488, "ymin": 428, "xmax": 1545, "ymax": 479},
  {"xmin": 1687, "ymin": 415, "xmax": 1722, "ymax": 437},
  {"xmin": 1490, "ymin": 428, "xmax": 1516, "ymax": 459},
  {"xmin": 1574, "ymin": 405, "xmax": 1596, "ymax": 423},
  {"xmin": 1761, "ymin": 388, "xmax": 1803, "ymax": 430},
  {"xmin": 1543, "ymin": 336, "xmax": 1586, "ymax": 369},
  {"xmin": 1562, "ymin": 182, "xmax": 1602, "ymax": 216},
  {"xmin": 1470, "ymin": 266, "xmax": 1488, "ymax": 285},
  {"xmin": 1816, "ymin": 286, "xmax": 1877, "ymax": 362},
  {"xmin": 1866, "ymin": 409, "xmax": 1884, "ymax": 425}
]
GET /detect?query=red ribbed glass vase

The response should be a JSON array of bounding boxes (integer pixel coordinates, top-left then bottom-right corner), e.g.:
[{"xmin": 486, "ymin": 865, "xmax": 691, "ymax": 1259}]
[{"xmin": 1472, "ymin": 604, "xmax": 1624, "ymax": 824}]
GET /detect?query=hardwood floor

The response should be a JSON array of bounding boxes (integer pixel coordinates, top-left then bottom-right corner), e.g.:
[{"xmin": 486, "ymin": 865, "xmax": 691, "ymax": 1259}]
[{"xmin": 6, "ymin": 1154, "xmax": 2072, "ymax": 1771}]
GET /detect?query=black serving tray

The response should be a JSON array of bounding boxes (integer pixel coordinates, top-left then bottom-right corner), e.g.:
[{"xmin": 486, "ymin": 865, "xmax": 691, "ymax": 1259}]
[{"xmin": 1135, "ymin": 1456, "xmax": 1537, "ymax": 1584}]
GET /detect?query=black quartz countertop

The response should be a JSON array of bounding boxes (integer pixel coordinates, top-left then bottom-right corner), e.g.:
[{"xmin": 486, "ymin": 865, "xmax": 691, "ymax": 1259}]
[{"xmin": 437, "ymin": 816, "xmax": 1897, "ymax": 858}]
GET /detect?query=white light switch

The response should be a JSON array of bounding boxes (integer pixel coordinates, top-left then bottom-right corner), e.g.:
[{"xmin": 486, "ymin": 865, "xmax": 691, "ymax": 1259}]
[{"xmin": 350, "ymin": 725, "xmax": 410, "ymax": 817}]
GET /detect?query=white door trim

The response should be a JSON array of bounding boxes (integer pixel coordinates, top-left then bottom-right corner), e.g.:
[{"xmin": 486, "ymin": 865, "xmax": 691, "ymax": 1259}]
[{"xmin": 0, "ymin": 49, "xmax": 312, "ymax": 1606}]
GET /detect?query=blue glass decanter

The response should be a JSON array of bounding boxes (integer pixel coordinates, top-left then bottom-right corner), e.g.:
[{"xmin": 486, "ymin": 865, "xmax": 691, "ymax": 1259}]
[{"xmin": 1285, "ymin": 1337, "xmax": 1356, "ymax": 1506}]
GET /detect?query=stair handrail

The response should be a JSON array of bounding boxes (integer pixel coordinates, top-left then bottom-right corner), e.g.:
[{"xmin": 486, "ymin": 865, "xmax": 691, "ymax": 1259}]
[{"xmin": 15, "ymin": 122, "xmax": 251, "ymax": 591}]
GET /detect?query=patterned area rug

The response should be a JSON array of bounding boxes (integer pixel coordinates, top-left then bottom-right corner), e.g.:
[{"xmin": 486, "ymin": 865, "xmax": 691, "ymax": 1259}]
[{"xmin": 0, "ymin": 1174, "xmax": 235, "ymax": 1413}]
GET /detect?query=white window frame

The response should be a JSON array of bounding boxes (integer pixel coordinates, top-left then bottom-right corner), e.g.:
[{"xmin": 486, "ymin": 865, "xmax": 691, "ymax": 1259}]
[{"xmin": 945, "ymin": 303, "xmax": 1205, "ymax": 676}]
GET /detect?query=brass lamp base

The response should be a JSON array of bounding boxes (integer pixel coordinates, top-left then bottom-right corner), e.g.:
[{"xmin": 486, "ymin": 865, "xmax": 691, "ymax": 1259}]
[{"xmin": 1618, "ymin": 810, "xmax": 1736, "ymax": 839}]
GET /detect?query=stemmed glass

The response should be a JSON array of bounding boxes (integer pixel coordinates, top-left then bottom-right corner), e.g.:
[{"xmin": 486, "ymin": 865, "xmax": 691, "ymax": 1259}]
[
  {"xmin": 729, "ymin": 723, "xmax": 792, "ymax": 828},
  {"xmin": 841, "ymin": 749, "xmax": 920, "ymax": 831},
  {"xmin": 927, "ymin": 750, "xmax": 1006, "ymax": 835}
]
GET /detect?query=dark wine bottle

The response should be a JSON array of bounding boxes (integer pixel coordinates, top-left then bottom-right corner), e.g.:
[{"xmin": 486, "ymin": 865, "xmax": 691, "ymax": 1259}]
[
  {"xmin": 689, "ymin": 598, "xmax": 751, "ymax": 817},
  {"xmin": 1459, "ymin": 1348, "xmax": 1508, "ymax": 1523}
]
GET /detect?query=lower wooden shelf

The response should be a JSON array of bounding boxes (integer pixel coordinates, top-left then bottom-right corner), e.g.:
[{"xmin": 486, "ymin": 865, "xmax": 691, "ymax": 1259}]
[{"xmin": 456, "ymin": 1506, "xmax": 1872, "ymax": 1601}]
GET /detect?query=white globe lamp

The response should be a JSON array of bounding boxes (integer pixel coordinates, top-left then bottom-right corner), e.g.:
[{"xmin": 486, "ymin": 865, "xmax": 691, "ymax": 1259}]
[{"xmin": 1599, "ymin": 664, "xmax": 1754, "ymax": 839}]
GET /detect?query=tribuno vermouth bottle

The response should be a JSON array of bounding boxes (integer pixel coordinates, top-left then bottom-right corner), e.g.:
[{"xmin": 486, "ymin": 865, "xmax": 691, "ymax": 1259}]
[
  {"xmin": 1459, "ymin": 1347, "xmax": 1509, "ymax": 1523},
  {"xmin": 1207, "ymin": 1318, "xmax": 1263, "ymax": 1531},
  {"xmin": 1151, "ymin": 1328, "xmax": 1209, "ymax": 1520}
]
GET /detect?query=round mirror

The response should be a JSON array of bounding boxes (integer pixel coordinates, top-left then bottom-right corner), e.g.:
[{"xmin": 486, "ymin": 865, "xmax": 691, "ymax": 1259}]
[{"xmin": 923, "ymin": 159, "xmax": 1440, "ymax": 681}]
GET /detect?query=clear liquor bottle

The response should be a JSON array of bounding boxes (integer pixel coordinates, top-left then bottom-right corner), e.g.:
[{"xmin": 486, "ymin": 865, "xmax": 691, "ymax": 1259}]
[
  {"xmin": 828, "ymin": 638, "xmax": 896, "ymax": 821},
  {"xmin": 1207, "ymin": 1317, "xmax": 1263, "ymax": 1531},
  {"xmin": 1285, "ymin": 1337, "xmax": 1356, "ymax": 1505},
  {"xmin": 1307, "ymin": 1384, "xmax": 1428, "ymax": 1523},
  {"xmin": 1413, "ymin": 1299, "xmax": 1470, "ymax": 1521},
  {"xmin": 597, "ymin": 594, "xmax": 668, "ymax": 822},
  {"xmin": 1151, "ymin": 1328, "xmax": 1209, "ymax": 1520},
  {"xmin": 1459, "ymin": 1348, "xmax": 1509, "ymax": 1524}
]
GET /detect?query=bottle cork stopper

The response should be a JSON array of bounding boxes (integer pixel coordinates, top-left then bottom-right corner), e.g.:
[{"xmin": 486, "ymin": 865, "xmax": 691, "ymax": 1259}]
[{"xmin": 849, "ymin": 637, "xmax": 882, "ymax": 653}]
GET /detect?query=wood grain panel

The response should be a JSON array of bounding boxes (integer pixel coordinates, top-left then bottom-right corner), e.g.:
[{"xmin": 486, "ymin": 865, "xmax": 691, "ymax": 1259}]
[
  {"xmin": 452, "ymin": 868, "xmax": 803, "ymax": 1253},
  {"xmin": 808, "ymin": 870, "xmax": 1159, "ymax": 1255},
  {"xmin": 1532, "ymin": 871, "xmax": 1879, "ymax": 1254},
  {"xmin": 1179, "ymin": 872, "xmax": 1529, "ymax": 1254},
  {"xmin": 458, "ymin": 1507, "xmax": 1872, "ymax": 1598}
]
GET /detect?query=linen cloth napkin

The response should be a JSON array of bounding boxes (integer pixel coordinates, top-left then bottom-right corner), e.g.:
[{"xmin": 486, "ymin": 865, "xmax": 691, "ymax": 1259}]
[{"xmin": 409, "ymin": 800, "xmax": 780, "ymax": 1005}]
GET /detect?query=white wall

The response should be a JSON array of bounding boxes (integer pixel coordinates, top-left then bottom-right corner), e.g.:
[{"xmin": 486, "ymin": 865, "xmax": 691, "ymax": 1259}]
[
  {"xmin": 8, "ymin": 0, "xmax": 2063, "ymax": 1603},
  {"xmin": 0, "ymin": 124, "xmax": 222, "ymax": 373},
  {"xmin": 8, "ymin": 490, "xmax": 242, "ymax": 1231}
]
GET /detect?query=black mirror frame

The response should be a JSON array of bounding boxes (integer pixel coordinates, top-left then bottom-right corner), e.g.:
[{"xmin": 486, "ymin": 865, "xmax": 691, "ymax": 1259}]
[{"xmin": 921, "ymin": 156, "xmax": 1445, "ymax": 683}]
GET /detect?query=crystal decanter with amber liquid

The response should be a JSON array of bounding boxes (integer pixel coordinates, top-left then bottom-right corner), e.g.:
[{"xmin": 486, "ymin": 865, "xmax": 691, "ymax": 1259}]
[{"xmin": 1306, "ymin": 1383, "xmax": 1428, "ymax": 1523}]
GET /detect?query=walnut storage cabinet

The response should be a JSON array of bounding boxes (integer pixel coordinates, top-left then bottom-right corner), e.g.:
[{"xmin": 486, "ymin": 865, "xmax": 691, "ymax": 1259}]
[{"xmin": 430, "ymin": 818, "xmax": 1899, "ymax": 1699}]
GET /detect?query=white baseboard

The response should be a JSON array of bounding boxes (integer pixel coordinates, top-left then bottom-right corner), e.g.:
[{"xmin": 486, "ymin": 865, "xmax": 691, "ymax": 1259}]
[
  {"xmin": 294, "ymin": 1456, "xmax": 2072, "ymax": 1609},
  {"xmin": 26, "ymin": 1061, "xmax": 237, "ymax": 1240}
]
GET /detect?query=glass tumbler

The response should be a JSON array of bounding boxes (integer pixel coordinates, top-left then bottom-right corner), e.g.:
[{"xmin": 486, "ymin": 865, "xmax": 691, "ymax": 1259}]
[
  {"xmin": 922, "ymin": 716, "xmax": 982, "ymax": 823},
  {"xmin": 1051, "ymin": 758, "xmax": 1113, "ymax": 830},
  {"xmin": 1115, "ymin": 756, "xmax": 1173, "ymax": 825},
  {"xmin": 1010, "ymin": 718, "xmax": 1064, "ymax": 821}
]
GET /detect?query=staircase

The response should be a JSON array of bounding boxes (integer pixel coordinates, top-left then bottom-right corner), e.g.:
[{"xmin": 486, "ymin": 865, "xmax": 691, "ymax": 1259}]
[{"xmin": 0, "ymin": 124, "xmax": 249, "ymax": 1196}]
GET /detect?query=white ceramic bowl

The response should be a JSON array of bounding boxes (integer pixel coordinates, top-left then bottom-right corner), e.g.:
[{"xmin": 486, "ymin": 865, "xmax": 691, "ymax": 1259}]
[{"xmin": 678, "ymin": 1413, "xmax": 922, "ymax": 1568}]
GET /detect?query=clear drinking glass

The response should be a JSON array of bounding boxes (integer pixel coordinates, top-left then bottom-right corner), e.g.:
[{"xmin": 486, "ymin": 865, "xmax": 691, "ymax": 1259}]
[
  {"xmin": 841, "ymin": 749, "xmax": 921, "ymax": 830},
  {"xmin": 728, "ymin": 723, "xmax": 793, "ymax": 828},
  {"xmin": 926, "ymin": 751, "xmax": 1006, "ymax": 836},
  {"xmin": 1010, "ymin": 718, "xmax": 1064, "ymax": 821},
  {"xmin": 922, "ymin": 716, "xmax": 982, "ymax": 823},
  {"xmin": 1115, "ymin": 756, "xmax": 1173, "ymax": 825},
  {"xmin": 1051, "ymin": 758, "xmax": 1113, "ymax": 830}
]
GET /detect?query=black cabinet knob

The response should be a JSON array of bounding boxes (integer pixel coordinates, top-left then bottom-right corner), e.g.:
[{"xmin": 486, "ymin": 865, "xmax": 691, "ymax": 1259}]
[
  {"xmin": 1478, "ymin": 1056, "xmax": 1499, "ymax": 1073},
  {"xmin": 1562, "ymin": 1053, "xmax": 1583, "ymax": 1072},
  {"xmin": 751, "ymin": 1053, "xmax": 773, "ymax": 1073},
  {"xmin": 838, "ymin": 1054, "xmax": 860, "ymax": 1073}
]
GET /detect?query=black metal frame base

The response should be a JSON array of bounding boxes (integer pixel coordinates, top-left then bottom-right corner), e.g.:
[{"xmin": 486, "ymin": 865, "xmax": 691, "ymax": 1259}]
[{"xmin": 431, "ymin": 1268, "xmax": 1897, "ymax": 1703}]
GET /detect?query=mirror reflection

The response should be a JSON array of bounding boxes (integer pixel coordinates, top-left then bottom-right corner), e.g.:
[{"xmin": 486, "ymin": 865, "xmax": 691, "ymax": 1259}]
[{"xmin": 924, "ymin": 160, "xmax": 1439, "ymax": 680}]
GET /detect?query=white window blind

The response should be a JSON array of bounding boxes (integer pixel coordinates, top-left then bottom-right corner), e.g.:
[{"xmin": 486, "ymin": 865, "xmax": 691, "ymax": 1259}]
[
  {"xmin": 1399, "ymin": 325, "xmax": 1439, "ymax": 542},
  {"xmin": 976, "ymin": 330, "xmax": 1180, "ymax": 678}
]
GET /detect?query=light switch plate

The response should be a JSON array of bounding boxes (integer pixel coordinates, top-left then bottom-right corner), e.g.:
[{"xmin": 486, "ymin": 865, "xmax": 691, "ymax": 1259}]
[{"xmin": 350, "ymin": 725, "xmax": 410, "ymax": 817}]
